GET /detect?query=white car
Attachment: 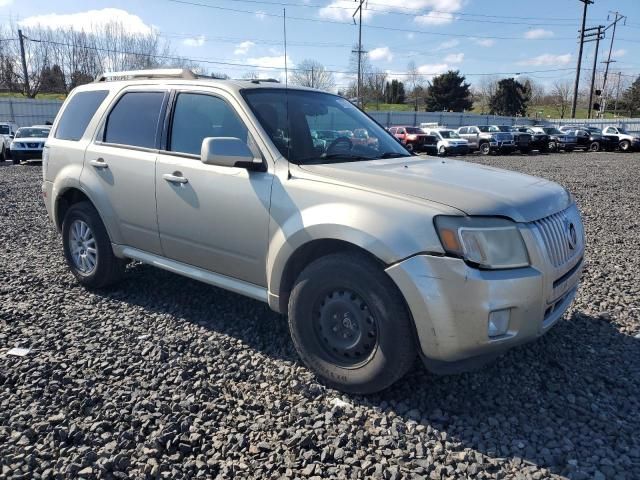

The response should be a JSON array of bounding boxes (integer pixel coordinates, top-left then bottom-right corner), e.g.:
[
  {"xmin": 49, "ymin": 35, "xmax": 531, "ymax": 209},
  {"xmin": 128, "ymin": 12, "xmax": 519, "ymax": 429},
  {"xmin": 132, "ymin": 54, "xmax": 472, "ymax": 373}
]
[
  {"xmin": 0, "ymin": 122, "xmax": 18, "ymax": 162},
  {"xmin": 9, "ymin": 126, "xmax": 51, "ymax": 164},
  {"xmin": 601, "ymin": 126, "xmax": 640, "ymax": 152},
  {"xmin": 422, "ymin": 128, "xmax": 469, "ymax": 156}
]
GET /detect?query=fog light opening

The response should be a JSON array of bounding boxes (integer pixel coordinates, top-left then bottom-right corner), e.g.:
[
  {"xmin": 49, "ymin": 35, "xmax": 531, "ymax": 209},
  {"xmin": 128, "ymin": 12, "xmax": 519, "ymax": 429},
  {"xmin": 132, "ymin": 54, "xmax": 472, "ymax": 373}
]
[{"xmin": 488, "ymin": 309, "xmax": 511, "ymax": 338}]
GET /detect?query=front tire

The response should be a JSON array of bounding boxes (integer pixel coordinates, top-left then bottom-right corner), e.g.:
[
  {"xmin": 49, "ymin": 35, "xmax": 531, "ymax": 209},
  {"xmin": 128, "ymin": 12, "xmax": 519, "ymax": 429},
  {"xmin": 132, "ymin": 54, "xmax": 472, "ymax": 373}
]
[
  {"xmin": 589, "ymin": 141, "xmax": 600, "ymax": 152},
  {"xmin": 62, "ymin": 201, "xmax": 125, "ymax": 289},
  {"xmin": 619, "ymin": 140, "xmax": 631, "ymax": 152},
  {"xmin": 438, "ymin": 145, "xmax": 446, "ymax": 156},
  {"xmin": 288, "ymin": 253, "xmax": 417, "ymax": 394},
  {"xmin": 479, "ymin": 142, "xmax": 491, "ymax": 155}
]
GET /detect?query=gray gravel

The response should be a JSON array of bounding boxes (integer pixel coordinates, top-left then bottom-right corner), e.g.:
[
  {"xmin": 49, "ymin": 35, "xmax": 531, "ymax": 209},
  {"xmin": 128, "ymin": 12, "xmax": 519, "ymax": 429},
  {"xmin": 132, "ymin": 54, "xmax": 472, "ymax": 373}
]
[{"xmin": 1, "ymin": 152, "xmax": 639, "ymax": 480}]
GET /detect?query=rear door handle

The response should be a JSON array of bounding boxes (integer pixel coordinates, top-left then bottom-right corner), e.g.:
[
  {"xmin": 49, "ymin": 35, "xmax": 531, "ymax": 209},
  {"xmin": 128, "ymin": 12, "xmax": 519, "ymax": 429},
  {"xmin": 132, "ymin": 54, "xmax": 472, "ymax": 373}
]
[
  {"xmin": 163, "ymin": 172, "xmax": 188, "ymax": 184},
  {"xmin": 89, "ymin": 158, "xmax": 108, "ymax": 169}
]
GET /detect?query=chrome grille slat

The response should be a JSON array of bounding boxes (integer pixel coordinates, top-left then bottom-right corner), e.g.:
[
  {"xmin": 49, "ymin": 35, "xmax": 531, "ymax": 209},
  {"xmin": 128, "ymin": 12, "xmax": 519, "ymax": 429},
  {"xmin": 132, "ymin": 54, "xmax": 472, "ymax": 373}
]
[{"xmin": 532, "ymin": 206, "xmax": 583, "ymax": 268}]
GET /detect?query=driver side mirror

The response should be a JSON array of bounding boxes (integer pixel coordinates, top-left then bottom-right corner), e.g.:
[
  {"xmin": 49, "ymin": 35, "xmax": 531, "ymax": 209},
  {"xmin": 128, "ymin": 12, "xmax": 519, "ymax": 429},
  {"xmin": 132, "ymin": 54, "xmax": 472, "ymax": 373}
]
[
  {"xmin": 200, "ymin": 137, "xmax": 265, "ymax": 171},
  {"xmin": 9, "ymin": 134, "xmax": 14, "ymax": 139}
]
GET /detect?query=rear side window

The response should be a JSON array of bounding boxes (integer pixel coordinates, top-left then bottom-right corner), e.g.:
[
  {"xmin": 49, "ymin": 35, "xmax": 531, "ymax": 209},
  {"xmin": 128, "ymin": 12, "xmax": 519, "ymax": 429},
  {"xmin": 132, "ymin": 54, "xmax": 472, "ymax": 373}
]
[
  {"xmin": 104, "ymin": 92, "xmax": 165, "ymax": 148},
  {"xmin": 55, "ymin": 90, "xmax": 109, "ymax": 141}
]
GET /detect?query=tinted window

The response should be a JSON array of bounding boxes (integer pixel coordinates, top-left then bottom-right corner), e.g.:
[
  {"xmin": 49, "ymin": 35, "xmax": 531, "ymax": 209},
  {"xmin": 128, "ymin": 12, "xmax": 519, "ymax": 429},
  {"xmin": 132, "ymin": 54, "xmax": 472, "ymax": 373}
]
[
  {"xmin": 104, "ymin": 92, "xmax": 164, "ymax": 148},
  {"xmin": 16, "ymin": 128, "xmax": 50, "ymax": 138},
  {"xmin": 405, "ymin": 127, "xmax": 422, "ymax": 134},
  {"xmin": 55, "ymin": 90, "xmax": 109, "ymax": 141},
  {"xmin": 459, "ymin": 127, "xmax": 468, "ymax": 134},
  {"xmin": 170, "ymin": 93, "xmax": 248, "ymax": 155},
  {"xmin": 0, "ymin": 125, "xmax": 10, "ymax": 135}
]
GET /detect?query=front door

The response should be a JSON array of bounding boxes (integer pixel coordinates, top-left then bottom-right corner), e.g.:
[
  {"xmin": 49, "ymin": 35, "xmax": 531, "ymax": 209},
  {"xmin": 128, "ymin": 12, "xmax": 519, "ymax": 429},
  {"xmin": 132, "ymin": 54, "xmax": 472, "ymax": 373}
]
[
  {"xmin": 82, "ymin": 89, "xmax": 167, "ymax": 254},
  {"xmin": 155, "ymin": 90, "xmax": 273, "ymax": 286}
]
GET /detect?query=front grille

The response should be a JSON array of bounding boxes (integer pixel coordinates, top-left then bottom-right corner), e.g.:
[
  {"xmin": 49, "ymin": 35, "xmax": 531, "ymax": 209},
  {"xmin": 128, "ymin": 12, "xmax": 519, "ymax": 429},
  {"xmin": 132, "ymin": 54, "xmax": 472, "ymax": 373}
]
[{"xmin": 532, "ymin": 206, "xmax": 583, "ymax": 268}]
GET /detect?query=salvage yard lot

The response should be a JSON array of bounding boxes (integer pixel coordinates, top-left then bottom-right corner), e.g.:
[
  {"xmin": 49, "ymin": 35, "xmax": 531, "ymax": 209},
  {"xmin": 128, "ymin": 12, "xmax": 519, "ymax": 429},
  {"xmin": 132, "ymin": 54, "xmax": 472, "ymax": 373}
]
[{"xmin": 1, "ymin": 152, "xmax": 639, "ymax": 479}]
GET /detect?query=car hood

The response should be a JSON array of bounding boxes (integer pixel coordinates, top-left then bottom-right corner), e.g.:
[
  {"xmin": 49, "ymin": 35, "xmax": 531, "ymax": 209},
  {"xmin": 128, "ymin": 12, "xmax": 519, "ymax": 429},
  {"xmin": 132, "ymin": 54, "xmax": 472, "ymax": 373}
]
[
  {"xmin": 13, "ymin": 137, "xmax": 48, "ymax": 143},
  {"xmin": 300, "ymin": 157, "xmax": 571, "ymax": 222}
]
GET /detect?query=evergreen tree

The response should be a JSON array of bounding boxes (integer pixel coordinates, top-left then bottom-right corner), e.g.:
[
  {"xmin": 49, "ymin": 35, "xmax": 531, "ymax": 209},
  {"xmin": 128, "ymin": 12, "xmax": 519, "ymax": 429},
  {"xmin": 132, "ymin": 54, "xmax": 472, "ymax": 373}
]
[
  {"xmin": 489, "ymin": 78, "xmax": 529, "ymax": 116},
  {"xmin": 424, "ymin": 70, "xmax": 472, "ymax": 112}
]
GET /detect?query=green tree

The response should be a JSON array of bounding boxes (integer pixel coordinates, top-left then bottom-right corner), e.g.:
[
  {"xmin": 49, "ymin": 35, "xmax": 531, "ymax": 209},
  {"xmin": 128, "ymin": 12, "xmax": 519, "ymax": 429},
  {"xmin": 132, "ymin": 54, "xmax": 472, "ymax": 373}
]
[
  {"xmin": 620, "ymin": 75, "xmax": 640, "ymax": 117},
  {"xmin": 384, "ymin": 79, "xmax": 406, "ymax": 104},
  {"xmin": 40, "ymin": 65, "xmax": 66, "ymax": 93},
  {"xmin": 489, "ymin": 78, "xmax": 529, "ymax": 116},
  {"xmin": 424, "ymin": 70, "xmax": 472, "ymax": 112}
]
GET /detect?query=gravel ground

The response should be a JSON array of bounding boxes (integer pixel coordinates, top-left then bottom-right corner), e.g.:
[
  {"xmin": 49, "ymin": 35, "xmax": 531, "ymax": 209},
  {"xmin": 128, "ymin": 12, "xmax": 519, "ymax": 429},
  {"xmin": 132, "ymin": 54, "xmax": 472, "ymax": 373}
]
[{"xmin": 1, "ymin": 152, "xmax": 639, "ymax": 480}]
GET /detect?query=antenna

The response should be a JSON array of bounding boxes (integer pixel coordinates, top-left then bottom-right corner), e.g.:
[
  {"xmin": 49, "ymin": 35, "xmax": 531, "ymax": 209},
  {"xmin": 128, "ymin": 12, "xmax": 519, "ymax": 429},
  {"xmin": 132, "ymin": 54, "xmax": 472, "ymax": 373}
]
[{"xmin": 283, "ymin": 8, "xmax": 291, "ymax": 179}]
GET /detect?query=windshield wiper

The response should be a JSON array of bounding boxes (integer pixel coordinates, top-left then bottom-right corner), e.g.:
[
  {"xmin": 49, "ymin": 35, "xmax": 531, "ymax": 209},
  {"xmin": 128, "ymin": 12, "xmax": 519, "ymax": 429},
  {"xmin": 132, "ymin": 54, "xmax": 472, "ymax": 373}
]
[
  {"xmin": 376, "ymin": 152, "xmax": 412, "ymax": 159},
  {"xmin": 320, "ymin": 153, "xmax": 376, "ymax": 162}
]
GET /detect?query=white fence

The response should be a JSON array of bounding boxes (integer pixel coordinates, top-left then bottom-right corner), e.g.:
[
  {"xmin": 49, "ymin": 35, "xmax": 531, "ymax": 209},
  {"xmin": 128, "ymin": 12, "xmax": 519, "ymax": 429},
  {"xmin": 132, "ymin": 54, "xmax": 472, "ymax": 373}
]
[
  {"xmin": 0, "ymin": 97, "xmax": 63, "ymax": 127},
  {"xmin": 1, "ymin": 97, "xmax": 638, "ymax": 134}
]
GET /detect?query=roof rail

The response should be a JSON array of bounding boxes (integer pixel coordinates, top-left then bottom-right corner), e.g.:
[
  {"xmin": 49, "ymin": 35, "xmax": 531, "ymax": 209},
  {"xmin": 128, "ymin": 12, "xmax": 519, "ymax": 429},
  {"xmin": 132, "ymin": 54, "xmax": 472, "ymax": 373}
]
[{"xmin": 95, "ymin": 68, "xmax": 197, "ymax": 82}]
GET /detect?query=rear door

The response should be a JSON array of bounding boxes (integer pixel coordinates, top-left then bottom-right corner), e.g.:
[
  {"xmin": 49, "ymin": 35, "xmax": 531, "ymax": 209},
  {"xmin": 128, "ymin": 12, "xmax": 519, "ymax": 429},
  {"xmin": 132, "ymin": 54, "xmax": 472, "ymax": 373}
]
[{"xmin": 81, "ymin": 88, "xmax": 168, "ymax": 254}]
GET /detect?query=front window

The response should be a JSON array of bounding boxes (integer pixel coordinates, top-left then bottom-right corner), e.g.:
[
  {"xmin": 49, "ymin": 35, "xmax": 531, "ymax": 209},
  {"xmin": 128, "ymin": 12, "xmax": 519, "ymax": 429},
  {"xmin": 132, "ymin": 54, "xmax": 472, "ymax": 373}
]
[
  {"xmin": 242, "ymin": 89, "xmax": 409, "ymax": 164},
  {"xmin": 543, "ymin": 127, "xmax": 563, "ymax": 135},
  {"xmin": 478, "ymin": 126, "xmax": 499, "ymax": 133},
  {"xmin": 0, "ymin": 125, "xmax": 10, "ymax": 135},
  {"xmin": 496, "ymin": 126, "xmax": 513, "ymax": 132},
  {"xmin": 438, "ymin": 130, "xmax": 460, "ymax": 139},
  {"xmin": 405, "ymin": 127, "xmax": 422, "ymax": 134},
  {"xmin": 16, "ymin": 127, "xmax": 51, "ymax": 138},
  {"xmin": 618, "ymin": 127, "xmax": 629, "ymax": 134}
]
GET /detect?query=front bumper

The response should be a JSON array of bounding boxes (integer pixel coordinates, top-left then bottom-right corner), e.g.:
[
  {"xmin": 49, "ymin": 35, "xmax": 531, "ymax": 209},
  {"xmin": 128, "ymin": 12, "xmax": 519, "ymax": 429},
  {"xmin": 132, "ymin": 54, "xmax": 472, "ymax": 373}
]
[
  {"xmin": 444, "ymin": 145, "xmax": 469, "ymax": 155},
  {"xmin": 10, "ymin": 149, "xmax": 43, "ymax": 161},
  {"xmin": 386, "ymin": 214, "xmax": 584, "ymax": 368}
]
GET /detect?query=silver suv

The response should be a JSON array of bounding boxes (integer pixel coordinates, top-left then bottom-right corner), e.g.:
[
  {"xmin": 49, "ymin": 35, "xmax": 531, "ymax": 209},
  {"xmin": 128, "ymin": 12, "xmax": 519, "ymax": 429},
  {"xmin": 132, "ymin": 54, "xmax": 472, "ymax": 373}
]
[{"xmin": 43, "ymin": 69, "xmax": 585, "ymax": 394}]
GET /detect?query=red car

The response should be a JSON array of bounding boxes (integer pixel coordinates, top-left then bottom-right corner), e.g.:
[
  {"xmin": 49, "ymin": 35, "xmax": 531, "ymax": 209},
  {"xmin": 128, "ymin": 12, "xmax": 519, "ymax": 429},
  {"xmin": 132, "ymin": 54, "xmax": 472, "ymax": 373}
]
[{"xmin": 389, "ymin": 126, "xmax": 430, "ymax": 152}]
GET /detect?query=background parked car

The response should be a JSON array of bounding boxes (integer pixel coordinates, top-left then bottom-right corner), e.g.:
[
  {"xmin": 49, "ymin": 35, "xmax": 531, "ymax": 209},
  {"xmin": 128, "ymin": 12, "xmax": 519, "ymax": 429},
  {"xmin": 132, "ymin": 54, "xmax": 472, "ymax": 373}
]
[
  {"xmin": 422, "ymin": 128, "xmax": 469, "ymax": 156},
  {"xmin": 513, "ymin": 126, "xmax": 549, "ymax": 153},
  {"xmin": 495, "ymin": 125, "xmax": 532, "ymax": 154},
  {"xmin": 0, "ymin": 122, "xmax": 18, "ymax": 162},
  {"xmin": 9, "ymin": 125, "xmax": 51, "ymax": 164},
  {"xmin": 389, "ymin": 126, "xmax": 431, "ymax": 152},
  {"xmin": 565, "ymin": 128, "xmax": 613, "ymax": 152},
  {"xmin": 532, "ymin": 126, "xmax": 577, "ymax": 152},
  {"xmin": 601, "ymin": 126, "xmax": 640, "ymax": 152},
  {"xmin": 457, "ymin": 125, "xmax": 515, "ymax": 155}
]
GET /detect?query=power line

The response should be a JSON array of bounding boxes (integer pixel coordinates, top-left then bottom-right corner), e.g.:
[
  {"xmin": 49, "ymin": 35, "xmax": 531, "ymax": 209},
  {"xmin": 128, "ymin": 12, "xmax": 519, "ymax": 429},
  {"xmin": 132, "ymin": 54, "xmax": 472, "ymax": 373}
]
[{"xmin": 165, "ymin": 0, "xmax": 582, "ymax": 41}]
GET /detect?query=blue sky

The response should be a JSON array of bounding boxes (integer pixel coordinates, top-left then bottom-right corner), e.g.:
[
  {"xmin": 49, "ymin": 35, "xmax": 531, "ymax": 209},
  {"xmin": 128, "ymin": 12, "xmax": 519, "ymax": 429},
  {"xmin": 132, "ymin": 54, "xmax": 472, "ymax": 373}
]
[{"xmin": 4, "ymin": 0, "xmax": 640, "ymax": 90}]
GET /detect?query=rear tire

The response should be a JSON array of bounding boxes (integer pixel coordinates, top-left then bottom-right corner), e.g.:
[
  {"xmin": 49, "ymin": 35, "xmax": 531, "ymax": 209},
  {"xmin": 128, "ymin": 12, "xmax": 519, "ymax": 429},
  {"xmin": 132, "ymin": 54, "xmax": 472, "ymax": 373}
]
[
  {"xmin": 288, "ymin": 253, "xmax": 417, "ymax": 394},
  {"xmin": 589, "ymin": 141, "xmax": 600, "ymax": 152},
  {"xmin": 62, "ymin": 201, "xmax": 125, "ymax": 289}
]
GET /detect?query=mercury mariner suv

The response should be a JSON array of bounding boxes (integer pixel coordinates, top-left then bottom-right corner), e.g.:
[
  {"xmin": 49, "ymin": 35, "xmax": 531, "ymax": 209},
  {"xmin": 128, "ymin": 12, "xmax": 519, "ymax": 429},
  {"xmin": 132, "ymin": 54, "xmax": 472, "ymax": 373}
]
[{"xmin": 43, "ymin": 69, "xmax": 585, "ymax": 394}]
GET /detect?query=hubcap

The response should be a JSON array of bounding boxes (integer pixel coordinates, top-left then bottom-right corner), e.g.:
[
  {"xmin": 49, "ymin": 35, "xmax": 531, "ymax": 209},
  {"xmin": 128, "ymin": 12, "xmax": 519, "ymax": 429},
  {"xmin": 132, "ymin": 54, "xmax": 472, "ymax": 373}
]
[
  {"xmin": 313, "ymin": 289, "xmax": 378, "ymax": 367},
  {"xmin": 69, "ymin": 219, "xmax": 97, "ymax": 274}
]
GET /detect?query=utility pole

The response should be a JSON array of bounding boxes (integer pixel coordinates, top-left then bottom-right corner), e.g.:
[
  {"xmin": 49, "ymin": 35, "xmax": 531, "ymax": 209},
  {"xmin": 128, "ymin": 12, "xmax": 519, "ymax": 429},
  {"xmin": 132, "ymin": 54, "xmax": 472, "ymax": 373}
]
[
  {"xmin": 352, "ymin": 0, "xmax": 366, "ymax": 108},
  {"xmin": 613, "ymin": 71, "xmax": 622, "ymax": 116},
  {"xmin": 571, "ymin": 0, "xmax": 593, "ymax": 119},
  {"xmin": 18, "ymin": 29, "xmax": 30, "ymax": 97},
  {"xmin": 584, "ymin": 25, "xmax": 604, "ymax": 119},
  {"xmin": 599, "ymin": 11, "xmax": 626, "ymax": 116}
]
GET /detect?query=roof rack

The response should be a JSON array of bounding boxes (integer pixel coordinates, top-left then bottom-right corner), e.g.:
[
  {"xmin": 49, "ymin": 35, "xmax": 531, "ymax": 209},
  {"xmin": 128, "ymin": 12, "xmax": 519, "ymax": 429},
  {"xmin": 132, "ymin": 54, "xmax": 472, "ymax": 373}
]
[{"xmin": 95, "ymin": 68, "xmax": 197, "ymax": 82}]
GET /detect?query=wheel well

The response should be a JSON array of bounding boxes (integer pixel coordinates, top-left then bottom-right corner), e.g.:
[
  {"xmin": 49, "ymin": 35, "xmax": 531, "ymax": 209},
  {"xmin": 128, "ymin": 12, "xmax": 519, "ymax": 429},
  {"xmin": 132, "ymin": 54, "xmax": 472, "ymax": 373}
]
[
  {"xmin": 278, "ymin": 239, "xmax": 385, "ymax": 313},
  {"xmin": 55, "ymin": 188, "xmax": 90, "ymax": 230}
]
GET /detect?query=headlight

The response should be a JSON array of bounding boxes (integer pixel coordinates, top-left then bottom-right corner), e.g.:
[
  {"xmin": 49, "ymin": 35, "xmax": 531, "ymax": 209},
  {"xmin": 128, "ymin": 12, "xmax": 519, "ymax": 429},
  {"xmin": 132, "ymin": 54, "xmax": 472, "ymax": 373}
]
[{"xmin": 434, "ymin": 216, "xmax": 529, "ymax": 269}]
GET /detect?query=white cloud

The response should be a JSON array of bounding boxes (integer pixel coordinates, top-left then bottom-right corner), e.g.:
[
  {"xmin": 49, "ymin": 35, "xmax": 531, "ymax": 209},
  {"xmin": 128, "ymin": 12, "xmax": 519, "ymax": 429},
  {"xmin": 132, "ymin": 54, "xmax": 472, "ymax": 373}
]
[
  {"xmin": 406, "ymin": 32, "xmax": 415, "ymax": 40},
  {"xmin": 438, "ymin": 39, "xmax": 459, "ymax": 49},
  {"xmin": 518, "ymin": 53, "xmax": 572, "ymax": 66},
  {"xmin": 613, "ymin": 49, "xmax": 627, "ymax": 57},
  {"xmin": 18, "ymin": 8, "xmax": 154, "ymax": 34},
  {"xmin": 444, "ymin": 52, "xmax": 464, "ymax": 63},
  {"xmin": 417, "ymin": 63, "xmax": 449, "ymax": 79},
  {"xmin": 415, "ymin": 12, "xmax": 454, "ymax": 25},
  {"xmin": 246, "ymin": 55, "xmax": 290, "ymax": 71},
  {"xmin": 255, "ymin": 10, "xmax": 267, "ymax": 20},
  {"xmin": 369, "ymin": 46, "xmax": 393, "ymax": 62},
  {"xmin": 0, "ymin": 0, "xmax": 13, "ymax": 6},
  {"xmin": 473, "ymin": 38, "xmax": 495, "ymax": 47},
  {"xmin": 234, "ymin": 41, "xmax": 255, "ymax": 56},
  {"xmin": 320, "ymin": 0, "xmax": 462, "ymax": 22},
  {"xmin": 524, "ymin": 29, "xmax": 554, "ymax": 39},
  {"xmin": 182, "ymin": 35, "xmax": 205, "ymax": 47}
]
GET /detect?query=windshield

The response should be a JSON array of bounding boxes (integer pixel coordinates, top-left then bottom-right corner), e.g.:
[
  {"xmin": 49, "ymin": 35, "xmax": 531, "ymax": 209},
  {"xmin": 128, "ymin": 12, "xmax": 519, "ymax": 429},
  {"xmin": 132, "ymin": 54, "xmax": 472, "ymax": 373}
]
[
  {"xmin": 587, "ymin": 127, "xmax": 602, "ymax": 134},
  {"xmin": 618, "ymin": 127, "xmax": 629, "ymax": 134},
  {"xmin": 16, "ymin": 127, "xmax": 50, "ymax": 138},
  {"xmin": 242, "ymin": 89, "xmax": 410, "ymax": 164},
  {"xmin": 496, "ymin": 125, "xmax": 513, "ymax": 132},
  {"xmin": 439, "ymin": 130, "xmax": 460, "ymax": 139},
  {"xmin": 405, "ymin": 127, "xmax": 423, "ymax": 134},
  {"xmin": 543, "ymin": 127, "xmax": 563, "ymax": 135},
  {"xmin": 478, "ymin": 126, "xmax": 500, "ymax": 133},
  {"xmin": 0, "ymin": 125, "xmax": 10, "ymax": 135}
]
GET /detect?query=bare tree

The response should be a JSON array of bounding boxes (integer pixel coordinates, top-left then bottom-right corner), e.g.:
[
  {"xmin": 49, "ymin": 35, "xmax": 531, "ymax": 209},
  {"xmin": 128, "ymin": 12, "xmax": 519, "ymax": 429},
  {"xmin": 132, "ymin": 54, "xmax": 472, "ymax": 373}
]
[
  {"xmin": 290, "ymin": 59, "xmax": 335, "ymax": 91},
  {"xmin": 476, "ymin": 76, "xmax": 498, "ymax": 114},
  {"xmin": 364, "ymin": 68, "xmax": 387, "ymax": 109},
  {"xmin": 405, "ymin": 61, "xmax": 423, "ymax": 112},
  {"xmin": 552, "ymin": 80, "xmax": 572, "ymax": 118}
]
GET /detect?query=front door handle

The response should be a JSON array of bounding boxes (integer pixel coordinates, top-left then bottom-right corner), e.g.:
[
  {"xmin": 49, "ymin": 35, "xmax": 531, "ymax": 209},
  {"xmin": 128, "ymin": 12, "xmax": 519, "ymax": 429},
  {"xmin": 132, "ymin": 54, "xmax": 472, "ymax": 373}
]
[
  {"xmin": 89, "ymin": 158, "xmax": 108, "ymax": 169},
  {"xmin": 163, "ymin": 172, "xmax": 188, "ymax": 184}
]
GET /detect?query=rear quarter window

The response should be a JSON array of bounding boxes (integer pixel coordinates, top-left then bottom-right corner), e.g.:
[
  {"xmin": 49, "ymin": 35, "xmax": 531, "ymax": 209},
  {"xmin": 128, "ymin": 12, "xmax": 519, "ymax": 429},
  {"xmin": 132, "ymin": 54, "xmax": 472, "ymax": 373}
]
[
  {"xmin": 54, "ymin": 90, "xmax": 109, "ymax": 141},
  {"xmin": 104, "ymin": 92, "xmax": 165, "ymax": 149}
]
